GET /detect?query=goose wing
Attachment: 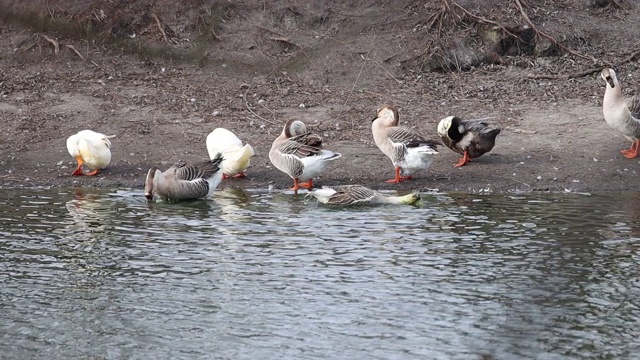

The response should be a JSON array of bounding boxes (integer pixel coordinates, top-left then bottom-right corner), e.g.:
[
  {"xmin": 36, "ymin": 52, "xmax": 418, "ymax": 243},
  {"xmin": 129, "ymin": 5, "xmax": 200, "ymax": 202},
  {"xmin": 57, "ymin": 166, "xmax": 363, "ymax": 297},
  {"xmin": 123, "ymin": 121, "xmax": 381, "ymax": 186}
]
[
  {"xmin": 626, "ymin": 96, "xmax": 640, "ymax": 120},
  {"xmin": 324, "ymin": 185, "xmax": 376, "ymax": 205},
  {"xmin": 278, "ymin": 133, "xmax": 323, "ymax": 158}
]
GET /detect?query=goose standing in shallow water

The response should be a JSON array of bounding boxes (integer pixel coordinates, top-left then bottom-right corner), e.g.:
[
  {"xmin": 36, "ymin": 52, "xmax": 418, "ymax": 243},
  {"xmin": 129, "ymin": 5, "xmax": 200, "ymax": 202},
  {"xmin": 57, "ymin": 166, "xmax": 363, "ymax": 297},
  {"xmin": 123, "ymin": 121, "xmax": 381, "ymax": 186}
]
[
  {"xmin": 308, "ymin": 185, "xmax": 420, "ymax": 206},
  {"xmin": 269, "ymin": 119, "xmax": 342, "ymax": 194},
  {"xmin": 371, "ymin": 105, "xmax": 438, "ymax": 183},
  {"xmin": 206, "ymin": 128, "xmax": 255, "ymax": 179},
  {"xmin": 66, "ymin": 129, "xmax": 115, "ymax": 176},
  {"xmin": 144, "ymin": 153, "xmax": 224, "ymax": 202},
  {"xmin": 601, "ymin": 68, "xmax": 640, "ymax": 159},
  {"xmin": 437, "ymin": 116, "xmax": 501, "ymax": 167}
]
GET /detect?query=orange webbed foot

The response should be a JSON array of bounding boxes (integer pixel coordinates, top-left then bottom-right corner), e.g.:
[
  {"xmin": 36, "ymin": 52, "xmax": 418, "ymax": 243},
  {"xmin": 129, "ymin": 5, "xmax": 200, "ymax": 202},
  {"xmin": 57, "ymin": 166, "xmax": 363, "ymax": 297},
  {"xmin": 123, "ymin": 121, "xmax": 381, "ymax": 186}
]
[
  {"xmin": 84, "ymin": 169, "xmax": 100, "ymax": 176},
  {"xmin": 454, "ymin": 151, "xmax": 472, "ymax": 167},
  {"xmin": 233, "ymin": 172, "xmax": 247, "ymax": 178}
]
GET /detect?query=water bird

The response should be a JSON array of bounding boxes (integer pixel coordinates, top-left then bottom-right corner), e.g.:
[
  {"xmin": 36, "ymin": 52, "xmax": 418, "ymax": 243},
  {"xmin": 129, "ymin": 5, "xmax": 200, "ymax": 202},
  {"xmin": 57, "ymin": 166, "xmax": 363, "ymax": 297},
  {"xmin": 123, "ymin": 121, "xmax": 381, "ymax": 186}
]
[
  {"xmin": 144, "ymin": 153, "xmax": 224, "ymax": 202},
  {"xmin": 371, "ymin": 105, "xmax": 438, "ymax": 183},
  {"xmin": 308, "ymin": 185, "xmax": 420, "ymax": 206},
  {"xmin": 437, "ymin": 116, "xmax": 501, "ymax": 167},
  {"xmin": 601, "ymin": 68, "xmax": 640, "ymax": 159},
  {"xmin": 206, "ymin": 127, "xmax": 255, "ymax": 178},
  {"xmin": 66, "ymin": 130, "xmax": 115, "ymax": 176},
  {"xmin": 269, "ymin": 119, "xmax": 341, "ymax": 194}
]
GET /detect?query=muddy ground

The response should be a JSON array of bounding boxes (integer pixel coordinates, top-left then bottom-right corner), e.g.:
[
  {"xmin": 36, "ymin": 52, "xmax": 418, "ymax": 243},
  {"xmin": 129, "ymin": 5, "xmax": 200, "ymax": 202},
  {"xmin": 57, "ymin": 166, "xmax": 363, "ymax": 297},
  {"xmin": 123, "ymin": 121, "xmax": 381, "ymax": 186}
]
[{"xmin": 1, "ymin": 0, "xmax": 639, "ymax": 194}]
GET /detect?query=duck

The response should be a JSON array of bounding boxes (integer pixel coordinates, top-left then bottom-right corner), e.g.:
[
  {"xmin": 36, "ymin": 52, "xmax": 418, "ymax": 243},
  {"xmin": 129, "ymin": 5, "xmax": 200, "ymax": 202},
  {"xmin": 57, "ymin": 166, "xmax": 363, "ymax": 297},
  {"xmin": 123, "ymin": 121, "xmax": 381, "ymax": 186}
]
[
  {"xmin": 269, "ymin": 119, "xmax": 342, "ymax": 194},
  {"xmin": 66, "ymin": 130, "xmax": 115, "ymax": 176},
  {"xmin": 601, "ymin": 68, "xmax": 640, "ymax": 159},
  {"xmin": 371, "ymin": 105, "xmax": 439, "ymax": 183},
  {"xmin": 437, "ymin": 116, "xmax": 501, "ymax": 167},
  {"xmin": 308, "ymin": 185, "xmax": 420, "ymax": 206},
  {"xmin": 144, "ymin": 153, "xmax": 224, "ymax": 202},
  {"xmin": 206, "ymin": 128, "xmax": 255, "ymax": 178}
]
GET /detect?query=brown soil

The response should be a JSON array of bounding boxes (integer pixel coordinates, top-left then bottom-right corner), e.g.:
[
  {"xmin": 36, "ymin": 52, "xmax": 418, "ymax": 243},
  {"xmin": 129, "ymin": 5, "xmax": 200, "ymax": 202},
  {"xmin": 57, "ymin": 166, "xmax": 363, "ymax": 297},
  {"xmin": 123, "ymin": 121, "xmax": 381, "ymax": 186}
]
[{"xmin": 1, "ymin": 0, "xmax": 639, "ymax": 194}]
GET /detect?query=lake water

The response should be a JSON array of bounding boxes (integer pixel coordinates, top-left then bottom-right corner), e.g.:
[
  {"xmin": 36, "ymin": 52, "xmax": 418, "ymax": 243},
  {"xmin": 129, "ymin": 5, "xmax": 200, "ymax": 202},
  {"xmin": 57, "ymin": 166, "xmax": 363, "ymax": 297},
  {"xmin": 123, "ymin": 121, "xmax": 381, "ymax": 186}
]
[{"xmin": 1, "ymin": 187, "xmax": 639, "ymax": 359}]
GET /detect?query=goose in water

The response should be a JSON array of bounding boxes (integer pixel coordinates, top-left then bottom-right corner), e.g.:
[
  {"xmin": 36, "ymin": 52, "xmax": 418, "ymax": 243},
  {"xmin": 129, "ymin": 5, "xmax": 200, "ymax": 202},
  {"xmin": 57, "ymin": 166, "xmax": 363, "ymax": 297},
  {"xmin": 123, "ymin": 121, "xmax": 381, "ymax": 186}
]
[
  {"xmin": 308, "ymin": 185, "xmax": 420, "ymax": 206},
  {"xmin": 144, "ymin": 153, "xmax": 224, "ymax": 202}
]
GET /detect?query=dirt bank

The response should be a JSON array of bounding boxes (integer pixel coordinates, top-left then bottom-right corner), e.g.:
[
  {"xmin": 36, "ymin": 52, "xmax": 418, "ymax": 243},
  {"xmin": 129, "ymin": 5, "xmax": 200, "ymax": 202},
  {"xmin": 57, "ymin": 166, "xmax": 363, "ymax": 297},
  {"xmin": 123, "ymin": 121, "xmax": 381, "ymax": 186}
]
[{"xmin": 1, "ymin": 0, "xmax": 639, "ymax": 194}]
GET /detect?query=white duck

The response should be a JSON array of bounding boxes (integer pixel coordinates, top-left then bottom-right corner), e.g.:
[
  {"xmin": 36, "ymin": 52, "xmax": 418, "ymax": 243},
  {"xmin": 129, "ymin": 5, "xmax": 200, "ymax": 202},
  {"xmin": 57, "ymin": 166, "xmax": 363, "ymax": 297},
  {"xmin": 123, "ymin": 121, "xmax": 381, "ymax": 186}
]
[
  {"xmin": 144, "ymin": 153, "xmax": 224, "ymax": 202},
  {"xmin": 371, "ymin": 105, "xmax": 439, "ymax": 183},
  {"xmin": 66, "ymin": 130, "xmax": 115, "ymax": 176},
  {"xmin": 206, "ymin": 128, "xmax": 255, "ymax": 178},
  {"xmin": 269, "ymin": 119, "xmax": 342, "ymax": 194},
  {"xmin": 308, "ymin": 185, "xmax": 420, "ymax": 206},
  {"xmin": 601, "ymin": 68, "xmax": 640, "ymax": 159}
]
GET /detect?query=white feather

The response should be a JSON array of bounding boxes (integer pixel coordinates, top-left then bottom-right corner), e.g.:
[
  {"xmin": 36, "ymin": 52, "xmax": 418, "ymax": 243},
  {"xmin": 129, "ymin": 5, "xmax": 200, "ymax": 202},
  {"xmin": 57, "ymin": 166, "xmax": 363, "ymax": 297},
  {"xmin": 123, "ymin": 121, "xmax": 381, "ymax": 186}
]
[
  {"xmin": 206, "ymin": 128, "xmax": 255, "ymax": 176},
  {"xmin": 66, "ymin": 130, "xmax": 113, "ymax": 170},
  {"xmin": 299, "ymin": 150, "xmax": 342, "ymax": 181}
]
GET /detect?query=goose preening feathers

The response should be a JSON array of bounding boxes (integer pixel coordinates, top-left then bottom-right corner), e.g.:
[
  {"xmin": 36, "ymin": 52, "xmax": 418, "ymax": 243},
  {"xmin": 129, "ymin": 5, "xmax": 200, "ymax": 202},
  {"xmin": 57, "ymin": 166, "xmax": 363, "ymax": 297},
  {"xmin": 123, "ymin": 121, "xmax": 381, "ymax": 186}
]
[
  {"xmin": 371, "ymin": 105, "xmax": 439, "ymax": 183},
  {"xmin": 308, "ymin": 185, "xmax": 420, "ymax": 206},
  {"xmin": 144, "ymin": 153, "xmax": 224, "ymax": 202},
  {"xmin": 601, "ymin": 68, "xmax": 640, "ymax": 159},
  {"xmin": 206, "ymin": 128, "xmax": 255, "ymax": 178},
  {"xmin": 66, "ymin": 130, "xmax": 115, "ymax": 176},
  {"xmin": 437, "ymin": 116, "xmax": 501, "ymax": 167},
  {"xmin": 269, "ymin": 119, "xmax": 342, "ymax": 194}
]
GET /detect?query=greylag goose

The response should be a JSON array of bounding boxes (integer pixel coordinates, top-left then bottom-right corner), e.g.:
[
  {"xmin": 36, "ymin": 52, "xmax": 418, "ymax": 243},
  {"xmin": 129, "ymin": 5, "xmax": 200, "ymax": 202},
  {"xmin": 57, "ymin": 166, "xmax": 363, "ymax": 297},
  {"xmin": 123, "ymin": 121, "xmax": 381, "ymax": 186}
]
[
  {"xmin": 437, "ymin": 116, "xmax": 501, "ymax": 167},
  {"xmin": 206, "ymin": 127, "xmax": 255, "ymax": 178},
  {"xmin": 269, "ymin": 119, "xmax": 341, "ymax": 194},
  {"xmin": 144, "ymin": 153, "xmax": 224, "ymax": 202},
  {"xmin": 371, "ymin": 105, "xmax": 438, "ymax": 183},
  {"xmin": 66, "ymin": 129, "xmax": 115, "ymax": 176},
  {"xmin": 308, "ymin": 185, "xmax": 420, "ymax": 206},
  {"xmin": 601, "ymin": 68, "xmax": 640, "ymax": 159}
]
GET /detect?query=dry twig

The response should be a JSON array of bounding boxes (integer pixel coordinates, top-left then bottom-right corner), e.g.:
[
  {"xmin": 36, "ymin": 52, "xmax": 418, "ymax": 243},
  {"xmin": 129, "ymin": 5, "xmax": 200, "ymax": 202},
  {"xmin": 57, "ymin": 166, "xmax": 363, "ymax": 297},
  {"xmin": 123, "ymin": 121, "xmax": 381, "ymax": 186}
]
[
  {"xmin": 42, "ymin": 34, "xmax": 59, "ymax": 54},
  {"xmin": 528, "ymin": 49, "xmax": 640, "ymax": 79},
  {"xmin": 152, "ymin": 13, "xmax": 168, "ymax": 43}
]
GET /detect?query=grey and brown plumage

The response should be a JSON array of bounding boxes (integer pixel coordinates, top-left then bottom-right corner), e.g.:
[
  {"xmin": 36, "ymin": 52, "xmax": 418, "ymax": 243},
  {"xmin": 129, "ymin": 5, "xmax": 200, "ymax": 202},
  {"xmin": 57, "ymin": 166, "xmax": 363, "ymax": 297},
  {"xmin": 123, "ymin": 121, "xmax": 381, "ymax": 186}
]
[
  {"xmin": 269, "ymin": 119, "xmax": 341, "ymax": 194},
  {"xmin": 437, "ymin": 116, "xmax": 501, "ymax": 167},
  {"xmin": 371, "ymin": 105, "xmax": 439, "ymax": 183},
  {"xmin": 601, "ymin": 68, "xmax": 640, "ymax": 158},
  {"xmin": 308, "ymin": 185, "xmax": 420, "ymax": 206},
  {"xmin": 144, "ymin": 153, "xmax": 224, "ymax": 202}
]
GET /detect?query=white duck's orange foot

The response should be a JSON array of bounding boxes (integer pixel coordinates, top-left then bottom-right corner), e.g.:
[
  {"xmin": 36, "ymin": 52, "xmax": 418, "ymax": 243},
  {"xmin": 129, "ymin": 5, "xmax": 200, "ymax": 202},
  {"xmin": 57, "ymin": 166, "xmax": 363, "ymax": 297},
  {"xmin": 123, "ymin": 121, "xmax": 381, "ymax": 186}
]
[
  {"xmin": 84, "ymin": 169, "xmax": 100, "ymax": 176},
  {"xmin": 71, "ymin": 156, "xmax": 84, "ymax": 176}
]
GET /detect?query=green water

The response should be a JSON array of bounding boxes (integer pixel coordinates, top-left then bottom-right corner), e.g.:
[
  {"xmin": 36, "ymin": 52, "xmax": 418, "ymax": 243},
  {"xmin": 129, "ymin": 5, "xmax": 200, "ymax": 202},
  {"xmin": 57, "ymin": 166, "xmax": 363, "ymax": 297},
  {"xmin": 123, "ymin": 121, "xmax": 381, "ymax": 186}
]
[{"xmin": 1, "ymin": 188, "xmax": 639, "ymax": 359}]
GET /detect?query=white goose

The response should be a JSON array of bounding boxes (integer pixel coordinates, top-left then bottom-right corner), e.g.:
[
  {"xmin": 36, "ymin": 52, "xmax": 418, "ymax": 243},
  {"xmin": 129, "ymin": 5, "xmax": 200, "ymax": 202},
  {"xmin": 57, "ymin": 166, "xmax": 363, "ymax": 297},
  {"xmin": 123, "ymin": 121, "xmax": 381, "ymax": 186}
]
[
  {"xmin": 601, "ymin": 68, "xmax": 640, "ymax": 159},
  {"xmin": 269, "ymin": 119, "xmax": 342, "ymax": 194},
  {"xmin": 371, "ymin": 105, "xmax": 438, "ymax": 183},
  {"xmin": 309, "ymin": 185, "xmax": 420, "ymax": 206},
  {"xmin": 206, "ymin": 128, "xmax": 255, "ymax": 178},
  {"xmin": 66, "ymin": 130, "xmax": 115, "ymax": 176},
  {"xmin": 144, "ymin": 153, "xmax": 224, "ymax": 202}
]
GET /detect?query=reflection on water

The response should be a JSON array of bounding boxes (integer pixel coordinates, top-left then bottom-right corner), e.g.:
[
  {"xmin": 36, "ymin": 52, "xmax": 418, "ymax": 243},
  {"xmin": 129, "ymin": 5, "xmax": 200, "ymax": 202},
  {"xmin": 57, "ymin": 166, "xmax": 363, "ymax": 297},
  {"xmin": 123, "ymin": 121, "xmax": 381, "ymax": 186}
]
[{"xmin": 1, "ymin": 188, "xmax": 639, "ymax": 359}]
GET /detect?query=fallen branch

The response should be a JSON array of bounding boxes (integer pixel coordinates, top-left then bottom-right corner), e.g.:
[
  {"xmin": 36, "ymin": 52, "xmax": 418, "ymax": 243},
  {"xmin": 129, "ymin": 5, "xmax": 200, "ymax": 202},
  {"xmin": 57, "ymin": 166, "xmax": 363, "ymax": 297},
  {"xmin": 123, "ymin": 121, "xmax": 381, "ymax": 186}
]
[
  {"xmin": 514, "ymin": 0, "xmax": 609, "ymax": 66},
  {"xmin": 450, "ymin": 0, "xmax": 518, "ymax": 38},
  {"xmin": 151, "ymin": 13, "xmax": 168, "ymax": 43},
  {"xmin": 528, "ymin": 48, "xmax": 640, "ymax": 79},
  {"xmin": 42, "ymin": 34, "xmax": 59, "ymax": 54},
  {"xmin": 65, "ymin": 44, "xmax": 84, "ymax": 60}
]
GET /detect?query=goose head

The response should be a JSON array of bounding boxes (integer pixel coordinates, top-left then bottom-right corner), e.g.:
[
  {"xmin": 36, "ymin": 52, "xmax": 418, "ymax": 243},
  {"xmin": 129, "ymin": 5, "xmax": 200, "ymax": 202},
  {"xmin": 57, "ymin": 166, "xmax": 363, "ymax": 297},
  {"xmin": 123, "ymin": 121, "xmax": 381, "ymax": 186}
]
[
  {"xmin": 283, "ymin": 120, "xmax": 308, "ymax": 138},
  {"xmin": 438, "ymin": 116, "xmax": 465, "ymax": 140},
  {"xmin": 144, "ymin": 167, "xmax": 159, "ymax": 201},
  {"xmin": 372, "ymin": 105, "xmax": 400, "ymax": 126},
  {"xmin": 601, "ymin": 68, "xmax": 618, "ymax": 89}
]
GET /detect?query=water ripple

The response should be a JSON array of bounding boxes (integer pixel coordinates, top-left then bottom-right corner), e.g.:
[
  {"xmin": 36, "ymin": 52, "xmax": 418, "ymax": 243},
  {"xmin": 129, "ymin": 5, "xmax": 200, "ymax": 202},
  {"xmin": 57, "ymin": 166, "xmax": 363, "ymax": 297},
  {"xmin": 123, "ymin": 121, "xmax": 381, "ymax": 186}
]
[{"xmin": 1, "ymin": 189, "xmax": 639, "ymax": 359}]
